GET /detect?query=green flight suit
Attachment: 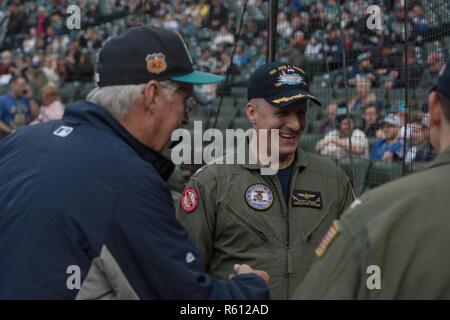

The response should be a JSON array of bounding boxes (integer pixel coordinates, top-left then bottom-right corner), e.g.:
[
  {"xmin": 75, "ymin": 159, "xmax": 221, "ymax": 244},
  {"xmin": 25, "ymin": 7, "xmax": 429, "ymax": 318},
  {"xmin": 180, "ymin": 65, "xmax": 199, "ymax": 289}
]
[
  {"xmin": 176, "ymin": 147, "xmax": 354, "ymax": 299},
  {"xmin": 293, "ymin": 147, "xmax": 450, "ymax": 299}
]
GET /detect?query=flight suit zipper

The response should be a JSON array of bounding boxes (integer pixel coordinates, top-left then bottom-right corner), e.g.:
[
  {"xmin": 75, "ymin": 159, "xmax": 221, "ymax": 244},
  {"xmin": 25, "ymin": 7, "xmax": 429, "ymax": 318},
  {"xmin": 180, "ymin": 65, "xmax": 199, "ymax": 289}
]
[{"xmin": 264, "ymin": 173, "xmax": 293, "ymax": 299}]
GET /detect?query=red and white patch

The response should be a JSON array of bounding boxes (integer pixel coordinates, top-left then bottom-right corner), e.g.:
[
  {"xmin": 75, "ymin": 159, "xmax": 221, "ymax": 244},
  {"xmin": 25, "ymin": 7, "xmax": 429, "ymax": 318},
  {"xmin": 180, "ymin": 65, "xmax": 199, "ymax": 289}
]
[{"xmin": 180, "ymin": 187, "xmax": 199, "ymax": 213}]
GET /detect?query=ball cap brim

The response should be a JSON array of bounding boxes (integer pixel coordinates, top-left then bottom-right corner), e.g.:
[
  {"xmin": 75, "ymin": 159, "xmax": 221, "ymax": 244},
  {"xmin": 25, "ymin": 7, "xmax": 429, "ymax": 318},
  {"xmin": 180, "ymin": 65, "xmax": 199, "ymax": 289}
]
[{"xmin": 171, "ymin": 71, "xmax": 225, "ymax": 84}]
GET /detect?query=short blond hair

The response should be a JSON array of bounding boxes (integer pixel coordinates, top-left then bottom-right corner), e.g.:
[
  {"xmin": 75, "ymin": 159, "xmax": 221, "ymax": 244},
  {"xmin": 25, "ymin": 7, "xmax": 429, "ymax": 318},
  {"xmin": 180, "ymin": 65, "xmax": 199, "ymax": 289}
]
[{"xmin": 42, "ymin": 84, "xmax": 60, "ymax": 103}]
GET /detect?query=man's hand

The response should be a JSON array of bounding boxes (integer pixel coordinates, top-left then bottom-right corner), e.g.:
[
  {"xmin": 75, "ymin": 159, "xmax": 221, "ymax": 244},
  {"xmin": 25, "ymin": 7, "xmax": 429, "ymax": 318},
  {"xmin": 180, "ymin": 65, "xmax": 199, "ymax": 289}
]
[{"xmin": 228, "ymin": 264, "xmax": 270, "ymax": 285}]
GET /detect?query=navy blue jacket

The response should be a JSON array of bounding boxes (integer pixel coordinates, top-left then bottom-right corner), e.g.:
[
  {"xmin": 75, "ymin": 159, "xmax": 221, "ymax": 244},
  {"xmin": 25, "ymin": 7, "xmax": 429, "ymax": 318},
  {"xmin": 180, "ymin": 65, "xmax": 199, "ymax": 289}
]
[{"xmin": 0, "ymin": 101, "xmax": 269, "ymax": 299}]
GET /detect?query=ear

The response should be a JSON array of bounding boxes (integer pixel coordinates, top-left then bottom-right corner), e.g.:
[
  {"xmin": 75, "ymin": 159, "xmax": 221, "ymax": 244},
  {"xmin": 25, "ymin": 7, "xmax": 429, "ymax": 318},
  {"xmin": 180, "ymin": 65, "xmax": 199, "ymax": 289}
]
[
  {"xmin": 428, "ymin": 91, "xmax": 441, "ymax": 129},
  {"xmin": 142, "ymin": 80, "xmax": 159, "ymax": 114},
  {"xmin": 246, "ymin": 101, "xmax": 257, "ymax": 125}
]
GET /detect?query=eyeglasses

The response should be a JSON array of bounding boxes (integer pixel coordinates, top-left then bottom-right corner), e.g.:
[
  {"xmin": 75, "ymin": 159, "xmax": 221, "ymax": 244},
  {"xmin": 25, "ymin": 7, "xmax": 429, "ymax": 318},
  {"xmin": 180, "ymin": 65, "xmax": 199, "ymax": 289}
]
[{"xmin": 159, "ymin": 84, "xmax": 196, "ymax": 114}]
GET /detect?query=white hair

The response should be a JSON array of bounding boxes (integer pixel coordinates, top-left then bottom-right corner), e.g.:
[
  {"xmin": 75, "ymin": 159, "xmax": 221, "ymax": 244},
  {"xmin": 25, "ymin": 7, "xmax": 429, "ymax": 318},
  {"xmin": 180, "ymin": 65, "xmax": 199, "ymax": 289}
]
[{"xmin": 86, "ymin": 80, "xmax": 179, "ymax": 118}]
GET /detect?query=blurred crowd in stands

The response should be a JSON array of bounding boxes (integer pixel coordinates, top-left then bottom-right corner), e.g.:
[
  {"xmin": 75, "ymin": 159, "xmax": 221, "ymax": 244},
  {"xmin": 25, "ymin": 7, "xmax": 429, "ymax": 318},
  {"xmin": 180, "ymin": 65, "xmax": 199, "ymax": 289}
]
[{"xmin": 0, "ymin": 0, "xmax": 446, "ymax": 164}]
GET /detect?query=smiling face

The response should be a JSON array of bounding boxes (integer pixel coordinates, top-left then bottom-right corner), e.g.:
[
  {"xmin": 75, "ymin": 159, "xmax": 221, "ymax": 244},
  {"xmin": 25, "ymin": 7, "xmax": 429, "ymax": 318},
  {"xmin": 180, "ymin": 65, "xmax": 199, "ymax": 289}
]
[{"xmin": 247, "ymin": 98, "xmax": 307, "ymax": 161}]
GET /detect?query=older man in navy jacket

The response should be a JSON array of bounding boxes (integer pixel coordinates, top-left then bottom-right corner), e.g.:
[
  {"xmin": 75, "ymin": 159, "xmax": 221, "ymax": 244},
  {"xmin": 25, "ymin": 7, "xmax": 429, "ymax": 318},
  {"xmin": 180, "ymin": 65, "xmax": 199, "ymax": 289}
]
[{"xmin": 0, "ymin": 26, "xmax": 269, "ymax": 299}]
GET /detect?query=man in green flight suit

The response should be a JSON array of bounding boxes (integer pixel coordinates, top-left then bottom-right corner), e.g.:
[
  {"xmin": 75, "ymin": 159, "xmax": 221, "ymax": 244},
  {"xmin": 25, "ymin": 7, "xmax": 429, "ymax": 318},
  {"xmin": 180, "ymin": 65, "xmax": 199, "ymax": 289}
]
[
  {"xmin": 176, "ymin": 62, "xmax": 355, "ymax": 299},
  {"xmin": 293, "ymin": 58, "xmax": 450, "ymax": 299}
]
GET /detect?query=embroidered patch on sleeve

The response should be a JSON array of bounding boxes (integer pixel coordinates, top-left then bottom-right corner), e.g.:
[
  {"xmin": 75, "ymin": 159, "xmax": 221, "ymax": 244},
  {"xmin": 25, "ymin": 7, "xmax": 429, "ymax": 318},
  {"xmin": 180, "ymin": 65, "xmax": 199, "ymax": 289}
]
[
  {"xmin": 315, "ymin": 220, "xmax": 340, "ymax": 257},
  {"xmin": 180, "ymin": 187, "xmax": 199, "ymax": 213}
]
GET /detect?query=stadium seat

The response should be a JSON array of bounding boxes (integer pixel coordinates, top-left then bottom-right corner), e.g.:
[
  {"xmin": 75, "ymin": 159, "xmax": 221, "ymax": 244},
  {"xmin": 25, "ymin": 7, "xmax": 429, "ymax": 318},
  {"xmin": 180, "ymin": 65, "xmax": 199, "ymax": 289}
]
[
  {"xmin": 337, "ymin": 158, "xmax": 371, "ymax": 195},
  {"xmin": 299, "ymin": 134, "xmax": 321, "ymax": 153},
  {"xmin": 365, "ymin": 161, "xmax": 403, "ymax": 190}
]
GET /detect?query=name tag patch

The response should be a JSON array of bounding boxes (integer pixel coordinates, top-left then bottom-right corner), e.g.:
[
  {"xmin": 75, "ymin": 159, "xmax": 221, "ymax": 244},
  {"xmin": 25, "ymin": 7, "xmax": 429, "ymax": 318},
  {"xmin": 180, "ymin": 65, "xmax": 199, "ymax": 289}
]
[{"xmin": 292, "ymin": 190, "xmax": 322, "ymax": 209}]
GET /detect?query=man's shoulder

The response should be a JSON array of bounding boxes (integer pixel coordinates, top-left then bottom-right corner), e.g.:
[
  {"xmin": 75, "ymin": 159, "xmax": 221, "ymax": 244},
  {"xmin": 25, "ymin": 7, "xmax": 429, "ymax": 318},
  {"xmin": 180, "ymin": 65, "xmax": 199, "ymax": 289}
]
[
  {"xmin": 190, "ymin": 159, "xmax": 242, "ymax": 186},
  {"xmin": 303, "ymin": 151, "xmax": 345, "ymax": 178},
  {"xmin": 342, "ymin": 164, "xmax": 448, "ymax": 234}
]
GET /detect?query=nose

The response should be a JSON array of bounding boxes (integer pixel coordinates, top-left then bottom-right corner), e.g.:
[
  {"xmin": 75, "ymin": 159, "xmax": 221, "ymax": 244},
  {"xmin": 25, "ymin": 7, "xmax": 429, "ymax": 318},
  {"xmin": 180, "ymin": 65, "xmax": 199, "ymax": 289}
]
[{"xmin": 285, "ymin": 112, "xmax": 303, "ymax": 132}]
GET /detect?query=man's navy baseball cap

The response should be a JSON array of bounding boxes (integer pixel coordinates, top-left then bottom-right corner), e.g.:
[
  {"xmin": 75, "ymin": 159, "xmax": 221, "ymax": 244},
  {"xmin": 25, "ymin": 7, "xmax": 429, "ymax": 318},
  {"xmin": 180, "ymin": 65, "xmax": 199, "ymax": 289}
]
[
  {"xmin": 96, "ymin": 26, "xmax": 224, "ymax": 87},
  {"xmin": 430, "ymin": 58, "xmax": 450, "ymax": 100},
  {"xmin": 247, "ymin": 62, "xmax": 322, "ymax": 108}
]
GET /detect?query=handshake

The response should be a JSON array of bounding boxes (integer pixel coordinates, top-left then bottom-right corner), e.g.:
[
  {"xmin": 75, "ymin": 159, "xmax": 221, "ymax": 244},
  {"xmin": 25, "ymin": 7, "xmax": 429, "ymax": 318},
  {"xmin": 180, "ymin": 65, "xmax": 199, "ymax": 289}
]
[{"xmin": 229, "ymin": 264, "xmax": 270, "ymax": 285}]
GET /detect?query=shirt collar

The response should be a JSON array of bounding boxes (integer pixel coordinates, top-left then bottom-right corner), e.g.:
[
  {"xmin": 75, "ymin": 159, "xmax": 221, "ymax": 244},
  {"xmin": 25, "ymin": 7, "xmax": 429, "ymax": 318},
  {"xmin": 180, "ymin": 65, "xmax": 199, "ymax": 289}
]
[{"xmin": 64, "ymin": 101, "xmax": 175, "ymax": 181}]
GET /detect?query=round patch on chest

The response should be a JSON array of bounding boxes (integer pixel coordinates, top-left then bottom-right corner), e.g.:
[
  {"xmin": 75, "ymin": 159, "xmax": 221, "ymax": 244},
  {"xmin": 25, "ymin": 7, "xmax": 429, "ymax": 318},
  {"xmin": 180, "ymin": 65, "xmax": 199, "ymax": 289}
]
[
  {"xmin": 180, "ymin": 187, "xmax": 199, "ymax": 213},
  {"xmin": 245, "ymin": 184, "xmax": 274, "ymax": 210}
]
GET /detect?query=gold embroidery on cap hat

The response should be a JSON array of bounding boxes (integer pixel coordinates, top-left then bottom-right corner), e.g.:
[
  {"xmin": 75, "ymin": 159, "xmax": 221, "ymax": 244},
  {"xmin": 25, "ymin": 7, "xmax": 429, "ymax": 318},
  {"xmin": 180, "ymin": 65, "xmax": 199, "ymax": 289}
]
[{"xmin": 272, "ymin": 93, "xmax": 306, "ymax": 104}]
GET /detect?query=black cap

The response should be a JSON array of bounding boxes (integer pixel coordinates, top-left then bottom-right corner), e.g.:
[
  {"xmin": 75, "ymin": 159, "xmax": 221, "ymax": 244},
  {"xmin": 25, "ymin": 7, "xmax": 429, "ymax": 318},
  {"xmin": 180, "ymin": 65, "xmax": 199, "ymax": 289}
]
[
  {"xmin": 247, "ymin": 62, "xmax": 322, "ymax": 108},
  {"xmin": 430, "ymin": 58, "xmax": 450, "ymax": 100},
  {"xmin": 96, "ymin": 26, "xmax": 224, "ymax": 87}
]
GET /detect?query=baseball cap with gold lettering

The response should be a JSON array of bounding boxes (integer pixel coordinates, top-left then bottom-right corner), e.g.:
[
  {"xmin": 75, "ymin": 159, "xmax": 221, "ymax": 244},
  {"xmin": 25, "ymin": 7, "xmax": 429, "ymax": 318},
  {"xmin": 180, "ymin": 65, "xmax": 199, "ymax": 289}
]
[
  {"xmin": 96, "ymin": 26, "xmax": 224, "ymax": 87},
  {"xmin": 247, "ymin": 62, "xmax": 322, "ymax": 109}
]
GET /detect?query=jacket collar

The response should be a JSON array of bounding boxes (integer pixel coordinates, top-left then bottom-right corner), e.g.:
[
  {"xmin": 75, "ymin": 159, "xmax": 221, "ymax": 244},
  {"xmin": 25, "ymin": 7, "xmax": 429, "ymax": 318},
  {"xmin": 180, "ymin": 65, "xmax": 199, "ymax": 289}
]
[{"xmin": 64, "ymin": 101, "xmax": 174, "ymax": 181}]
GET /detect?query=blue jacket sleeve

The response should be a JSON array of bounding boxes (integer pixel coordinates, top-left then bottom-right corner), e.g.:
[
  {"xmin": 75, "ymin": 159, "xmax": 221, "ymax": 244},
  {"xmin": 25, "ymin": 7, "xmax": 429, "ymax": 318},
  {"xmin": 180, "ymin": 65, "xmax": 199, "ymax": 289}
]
[{"xmin": 104, "ymin": 168, "xmax": 269, "ymax": 300}]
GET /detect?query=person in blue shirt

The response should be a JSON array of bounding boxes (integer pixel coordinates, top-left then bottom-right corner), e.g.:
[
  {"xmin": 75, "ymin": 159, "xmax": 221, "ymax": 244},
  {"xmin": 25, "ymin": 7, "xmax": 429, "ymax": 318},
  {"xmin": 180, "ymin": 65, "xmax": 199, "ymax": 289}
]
[
  {"xmin": 370, "ymin": 114, "xmax": 404, "ymax": 161},
  {"xmin": 0, "ymin": 26, "xmax": 269, "ymax": 300},
  {"xmin": 0, "ymin": 75, "xmax": 39, "ymax": 137}
]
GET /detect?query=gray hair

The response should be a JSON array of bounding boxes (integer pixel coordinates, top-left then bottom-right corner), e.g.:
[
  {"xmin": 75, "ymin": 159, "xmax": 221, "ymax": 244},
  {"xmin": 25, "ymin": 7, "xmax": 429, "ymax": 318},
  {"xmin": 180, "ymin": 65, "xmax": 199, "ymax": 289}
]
[{"xmin": 86, "ymin": 80, "xmax": 179, "ymax": 118}]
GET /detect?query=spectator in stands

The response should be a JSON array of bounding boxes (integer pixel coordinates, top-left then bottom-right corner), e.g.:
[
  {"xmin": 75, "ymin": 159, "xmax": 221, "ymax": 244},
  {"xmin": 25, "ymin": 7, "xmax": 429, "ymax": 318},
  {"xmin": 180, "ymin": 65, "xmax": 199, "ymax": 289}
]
[
  {"xmin": 73, "ymin": 50, "xmax": 95, "ymax": 82},
  {"xmin": 185, "ymin": 0, "xmax": 209, "ymax": 20},
  {"xmin": 419, "ymin": 52, "xmax": 444, "ymax": 89},
  {"xmin": 277, "ymin": 12, "xmax": 293, "ymax": 39},
  {"xmin": 385, "ymin": 49, "xmax": 423, "ymax": 89},
  {"xmin": 324, "ymin": 25, "xmax": 343, "ymax": 70},
  {"xmin": 42, "ymin": 55, "xmax": 60, "ymax": 87},
  {"xmin": 36, "ymin": 83, "xmax": 64, "ymax": 123},
  {"xmin": 349, "ymin": 76, "xmax": 377, "ymax": 113},
  {"xmin": 26, "ymin": 59, "xmax": 48, "ymax": 92},
  {"xmin": 85, "ymin": 28, "xmax": 103, "ymax": 51},
  {"xmin": 360, "ymin": 103, "xmax": 382, "ymax": 139},
  {"xmin": 197, "ymin": 49, "xmax": 218, "ymax": 73},
  {"xmin": 6, "ymin": 0, "xmax": 28, "ymax": 48},
  {"xmin": 410, "ymin": 2, "xmax": 428, "ymax": 34},
  {"xmin": 370, "ymin": 114, "xmax": 404, "ymax": 161},
  {"xmin": 0, "ymin": 76, "xmax": 39, "ymax": 137},
  {"xmin": 208, "ymin": 0, "xmax": 229, "ymax": 30},
  {"xmin": 374, "ymin": 41, "xmax": 402, "ymax": 79},
  {"xmin": 289, "ymin": 30, "xmax": 308, "ymax": 66},
  {"xmin": 324, "ymin": 0, "xmax": 339, "ymax": 21},
  {"xmin": 23, "ymin": 27, "xmax": 38, "ymax": 54},
  {"xmin": 213, "ymin": 51, "xmax": 239, "ymax": 75},
  {"xmin": 405, "ymin": 113, "xmax": 437, "ymax": 163},
  {"xmin": 36, "ymin": 6, "xmax": 49, "ymax": 37},
  {"xmin": 178, "ymin": 15, "xmax": 197, "ymax": 38},
  {"xmin": 391, "ymin": 101, "xmax": 412, "ymax": 140},
  {"xmin": 304, "ymin": 35, "xmax": 323, "ymax": 60},
  {"xmin": 0, "ymin": 51, "xmax": 16, "ymax": 76},
  {"xmin": 319, "ymin": 101, "xmax": 337, "ymax": 135},
  {"xmin": 212, "ymin": 25, "xmax": 234, "ymax": 50},
  {"xmin": 316, "ymin": 110, "xmax": 369, "ymax": 159},
  {"xmin": 346, "ymin": 53, "xmax": 377, "ymax": 87},
  {"xmin": 243, "ymin": 19, "xmax": 259, "ymax": 44},
  {"xmin": 163, "ymin": 13, "xmax": 179, "ymax": 31},
  {"xmin": 233, "ymin": 43, "xmax": 251, "ymax": 68}
]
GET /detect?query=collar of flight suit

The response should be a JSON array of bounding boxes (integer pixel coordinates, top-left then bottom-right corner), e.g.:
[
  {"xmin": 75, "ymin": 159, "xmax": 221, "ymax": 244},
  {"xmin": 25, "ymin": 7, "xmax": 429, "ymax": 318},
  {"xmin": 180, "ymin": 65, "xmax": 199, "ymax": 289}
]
[
  {"xmin": 425, "ymin": 145, "xmax": 450, "ymax": 170},
  {"xmin": 237, "ymin": 138, "xmax": 309, "ymax": 172}
]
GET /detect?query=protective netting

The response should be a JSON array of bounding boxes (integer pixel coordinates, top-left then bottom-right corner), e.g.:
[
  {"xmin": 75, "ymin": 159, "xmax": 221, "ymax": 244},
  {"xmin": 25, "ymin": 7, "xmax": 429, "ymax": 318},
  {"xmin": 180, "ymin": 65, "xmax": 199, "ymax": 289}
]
[{"xmin": 273, "ymin": 0, "xmax": 450, "ymax": 194}]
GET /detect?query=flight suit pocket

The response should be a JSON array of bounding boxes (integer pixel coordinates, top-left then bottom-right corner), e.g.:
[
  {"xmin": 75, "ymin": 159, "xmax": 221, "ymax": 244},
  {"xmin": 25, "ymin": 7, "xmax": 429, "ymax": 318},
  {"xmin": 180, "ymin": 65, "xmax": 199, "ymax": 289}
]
[{"xmin": 222, "ymin": 202, "xmax": 269, "ymax": 244}]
